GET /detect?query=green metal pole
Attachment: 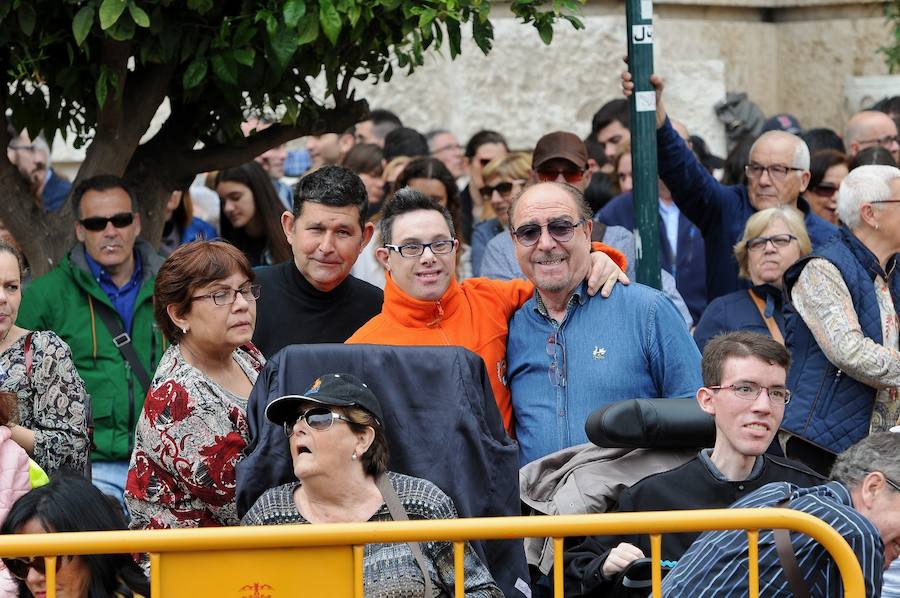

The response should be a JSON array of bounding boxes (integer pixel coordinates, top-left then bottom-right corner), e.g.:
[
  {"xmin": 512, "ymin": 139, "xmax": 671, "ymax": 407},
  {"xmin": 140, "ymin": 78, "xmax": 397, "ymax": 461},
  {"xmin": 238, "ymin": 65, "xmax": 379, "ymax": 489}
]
[{"xmin": 626, "ymin": 0, "xmax": 662, "ymax": 290}]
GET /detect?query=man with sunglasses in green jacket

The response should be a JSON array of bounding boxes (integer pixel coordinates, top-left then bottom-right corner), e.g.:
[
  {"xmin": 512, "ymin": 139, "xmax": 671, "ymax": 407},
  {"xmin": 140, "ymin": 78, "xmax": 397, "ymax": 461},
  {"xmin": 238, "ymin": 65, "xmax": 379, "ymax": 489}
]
[{"xmin": 17, "ymin": 175, "xmax": 165, "ymax": 512}]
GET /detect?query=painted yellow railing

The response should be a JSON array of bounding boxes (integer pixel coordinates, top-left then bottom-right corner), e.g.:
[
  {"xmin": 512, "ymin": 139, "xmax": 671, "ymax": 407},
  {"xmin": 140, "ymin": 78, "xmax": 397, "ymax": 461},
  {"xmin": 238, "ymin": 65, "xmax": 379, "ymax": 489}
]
[{"xmin": 0, "ymin": 509, "xmax": 865, "ymax": 598}]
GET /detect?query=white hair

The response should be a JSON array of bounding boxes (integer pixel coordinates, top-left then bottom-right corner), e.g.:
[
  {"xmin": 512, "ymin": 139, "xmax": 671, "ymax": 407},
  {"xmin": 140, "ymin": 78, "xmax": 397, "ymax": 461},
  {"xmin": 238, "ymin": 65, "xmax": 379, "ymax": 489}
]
[
  {"xmin": 748, "ymin": 131, "xmax": 810, "ymax": 171},
  {"xmin": 837, "ymin": 164, "xmax": 900, "ymax": 229}
]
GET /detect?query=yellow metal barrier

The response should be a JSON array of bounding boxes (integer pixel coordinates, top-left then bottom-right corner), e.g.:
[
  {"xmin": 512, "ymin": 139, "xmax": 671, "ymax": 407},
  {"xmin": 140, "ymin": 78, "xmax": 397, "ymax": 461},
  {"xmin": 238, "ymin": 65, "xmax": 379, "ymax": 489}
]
[{"xmin": 0, "ymin": 508, "xmax": 865, "ymax": 598}]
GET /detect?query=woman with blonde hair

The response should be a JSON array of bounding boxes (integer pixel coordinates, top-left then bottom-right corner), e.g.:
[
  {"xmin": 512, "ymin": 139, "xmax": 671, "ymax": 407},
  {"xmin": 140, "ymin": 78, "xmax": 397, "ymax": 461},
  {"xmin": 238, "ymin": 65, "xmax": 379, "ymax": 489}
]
[
  {"xmin": 693, "ymin": 206, "xmax": 811, "ymax": 350},
  {"xmin": 470, "ymin": 153, "xmax": 531, "ymax": 276}
]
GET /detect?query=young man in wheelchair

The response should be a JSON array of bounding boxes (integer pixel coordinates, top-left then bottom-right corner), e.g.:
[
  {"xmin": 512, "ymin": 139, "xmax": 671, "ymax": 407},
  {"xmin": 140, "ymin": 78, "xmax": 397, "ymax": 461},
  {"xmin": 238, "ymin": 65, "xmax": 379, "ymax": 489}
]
[{"xmin": 564, "ymin": 331, "xmax": 824, "ymax": 597}]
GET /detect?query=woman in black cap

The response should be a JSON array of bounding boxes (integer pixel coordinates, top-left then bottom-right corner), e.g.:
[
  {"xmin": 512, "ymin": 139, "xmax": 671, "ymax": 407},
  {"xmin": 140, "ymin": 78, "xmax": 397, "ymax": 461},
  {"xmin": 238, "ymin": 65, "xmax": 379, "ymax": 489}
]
[{"xmin": 242, "ymin": 373, "xmax": 502, "ymax": 598}]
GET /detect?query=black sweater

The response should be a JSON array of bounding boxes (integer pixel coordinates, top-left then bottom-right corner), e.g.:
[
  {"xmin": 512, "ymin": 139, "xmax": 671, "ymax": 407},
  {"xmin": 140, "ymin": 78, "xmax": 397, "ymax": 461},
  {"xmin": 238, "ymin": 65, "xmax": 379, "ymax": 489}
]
[
  {"xmin": 251, "ymin": 260, "xmax": 384, "ymax": 358},
  {"xmin": 564, "ymin": 451, "xmax": 825, "ymax": 597}
]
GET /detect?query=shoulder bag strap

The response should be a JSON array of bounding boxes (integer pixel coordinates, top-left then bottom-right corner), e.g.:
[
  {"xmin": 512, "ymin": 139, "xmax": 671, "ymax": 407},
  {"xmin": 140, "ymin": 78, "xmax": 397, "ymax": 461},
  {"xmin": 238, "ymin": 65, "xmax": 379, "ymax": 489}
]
[
  {"xmin": 773, "ymin": 498, "xmax": 811, "ymax": 598},
  {"xmin": 375, "ymin": 473, "xmax": 436, "ymax": 597},
  {"xmin": 23, "ymin": 332, "xmax": 33, "ymax": 382},
  {"xmin": 89, "ymin": 297, "xmax": 152, "ymax": 391},
  {"xmin": 748, "ymin": 290, "xmax": 785, "ymax": 345}
]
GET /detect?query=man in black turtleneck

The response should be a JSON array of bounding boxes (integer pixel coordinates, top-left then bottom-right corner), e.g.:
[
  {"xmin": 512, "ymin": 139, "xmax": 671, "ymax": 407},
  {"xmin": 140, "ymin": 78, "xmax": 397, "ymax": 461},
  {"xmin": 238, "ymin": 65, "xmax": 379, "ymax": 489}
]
[{"xmin": 251, "ymin": 165, "xmax": 383, "ymax": 357}]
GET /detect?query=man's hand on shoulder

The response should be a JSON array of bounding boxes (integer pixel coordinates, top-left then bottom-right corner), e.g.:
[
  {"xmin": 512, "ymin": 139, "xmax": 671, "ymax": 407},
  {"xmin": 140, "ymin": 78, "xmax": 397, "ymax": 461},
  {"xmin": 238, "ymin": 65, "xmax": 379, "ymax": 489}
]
[
  {"xmin": 587, "ymin": 244, "xmax": 630, "ymax": 298},
  {"xmin": 602, "ymin": 542, "xmax": 646, "ymax": 579}
]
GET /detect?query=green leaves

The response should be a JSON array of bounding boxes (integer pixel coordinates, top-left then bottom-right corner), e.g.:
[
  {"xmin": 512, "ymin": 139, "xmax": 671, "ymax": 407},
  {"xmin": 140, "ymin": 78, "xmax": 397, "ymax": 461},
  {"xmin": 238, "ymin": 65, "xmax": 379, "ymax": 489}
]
[
  {"xmin": 182, "ymin": 58, "xmax": 207, "ymax": 89},
  {"xmin": 128, "ymin": 3, "xmax": 150, "ymax": 28},
  {"xmin": 72, "ymin": 7, "xmax": 94, "ymax": 46},
  {"xmin": 17, "ymin": 4, "xmax": 36, "ymax": 36},
  {"xmin": 319, "ymin": 0, "xmax": 342, "ymax": 45},
  {"xmin": 283, "ymin": 0, "xmax": 306, "ymax": 28},
  {"xmin": 99, "ymin": 0, "xmax": 127, "ymax": 30}
]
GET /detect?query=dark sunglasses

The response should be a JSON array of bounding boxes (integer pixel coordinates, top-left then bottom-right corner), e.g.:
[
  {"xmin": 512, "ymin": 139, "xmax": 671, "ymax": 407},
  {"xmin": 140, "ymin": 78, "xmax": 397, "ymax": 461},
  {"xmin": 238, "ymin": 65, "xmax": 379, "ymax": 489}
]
[
  {"xmin": 79, "ymin": 212, "xmax": 135, "ymax": 232},
  {"xmin": 480, "ymin": 181, "xmax": 516, "ymax": 198},
  {"xmin": 282, "ymin": 407, "xmax": 353, "ymax": 437},
  {"xmin": 512, "ymin": 219, "xmax": 585, "ymax": 247},
  {"xmin": 811, "ymin": 184, "xmax": 839, "ymax": 198},
  {"xmin": 536, "ymin": 169, "xmax": 585, "ymax": 184},
  {"xmin": 3, "ymin": 555, "xmax": 73, "ymax": 580}
]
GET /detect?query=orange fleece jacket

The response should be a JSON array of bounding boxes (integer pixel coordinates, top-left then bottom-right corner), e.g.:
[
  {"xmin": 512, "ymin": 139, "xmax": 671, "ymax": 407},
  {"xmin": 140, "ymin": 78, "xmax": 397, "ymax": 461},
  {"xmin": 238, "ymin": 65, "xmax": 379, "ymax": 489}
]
[
  {"xmin": 347, "ymin": 274, "xmax": 532, "ymax": 434},
  {"xmin": 345, "ymin": 242, "xmax": 627, "ymax": 436}
]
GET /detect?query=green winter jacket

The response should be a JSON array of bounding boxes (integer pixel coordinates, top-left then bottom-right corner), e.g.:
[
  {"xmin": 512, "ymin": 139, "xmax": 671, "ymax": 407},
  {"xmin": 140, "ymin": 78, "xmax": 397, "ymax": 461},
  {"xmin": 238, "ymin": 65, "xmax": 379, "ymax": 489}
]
[{"xmin": 17, "ymin": 241, "xmax": 166, "ymax": 462}]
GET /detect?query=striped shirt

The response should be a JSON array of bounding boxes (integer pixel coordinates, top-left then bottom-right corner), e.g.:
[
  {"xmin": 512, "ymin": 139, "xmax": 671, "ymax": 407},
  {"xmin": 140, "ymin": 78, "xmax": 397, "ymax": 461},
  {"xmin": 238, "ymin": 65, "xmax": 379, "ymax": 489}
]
[{"xmin": 661, "ymin": 481, "xmax": 884, "ymax": 597}]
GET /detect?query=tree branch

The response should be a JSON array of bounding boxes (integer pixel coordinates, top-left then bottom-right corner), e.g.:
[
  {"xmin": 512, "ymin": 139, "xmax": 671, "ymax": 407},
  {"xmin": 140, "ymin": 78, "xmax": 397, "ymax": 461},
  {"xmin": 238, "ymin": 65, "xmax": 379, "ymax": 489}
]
[{"xmin": 177, "ymin": 97, "xmax": 368, "ymax": 176}]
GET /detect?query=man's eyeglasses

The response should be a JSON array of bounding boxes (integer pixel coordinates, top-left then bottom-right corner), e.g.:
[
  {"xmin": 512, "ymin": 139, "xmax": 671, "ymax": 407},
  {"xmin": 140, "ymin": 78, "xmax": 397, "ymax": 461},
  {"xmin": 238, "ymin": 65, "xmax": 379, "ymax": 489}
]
[
  {"xmin": 869, "ymin": 199, "xmax": 900, "ymax": 206},
  {"xmin": 744, "ymin": 163, "xmax": 804, "ymax": 182},
  {"xmin": 3, "ymin": 555, "xmax": 74, "ymax": 580},
  {"xmin": 512, "ymin": 219, "xmax": 585, "ymax": 247},
  {"xmin": 191, "ymin": 284, "xmax": 261, "ymax": 306},
  {"xmin": 536, "ymin": 169, "xmax": 586, "ymax": 184},
  {"xmin": 384, "ymin": 239, "xmax": 456, "ymax": 258},
  {"xmin": 546, "ymin": 333, "xmax": 567, "ymax": 388},
  {"xmin": 858, "ymin": 134, "xmax": 900, "ymax": 148},
  {"xmin": 708, "ymin": 382, "xmax": 792, "ymax": 405},
  {"xmin": 78, "ymin": 212, "xmax": 135, "ymax": 232},
  {"xmin": 282, "ymin": 407, "xmax": 353, "ymax": 437},
  {"xmin": 481, "ymin": 180, "xmax": 522, "ymax": 199},
  {"xmin": 432, "ymin": 143, "xmax": 462, "ymax": 155},
  {"xmin": 882, "ymin": 474, "xmax": 900, "ymax": 493},
  {"xmin": 745, "ymin": 234, "xmax": 797, "ymax": 252},
  {"xmin": 811, "ymin": 183, "xmax": 839, "ymax": 198}
]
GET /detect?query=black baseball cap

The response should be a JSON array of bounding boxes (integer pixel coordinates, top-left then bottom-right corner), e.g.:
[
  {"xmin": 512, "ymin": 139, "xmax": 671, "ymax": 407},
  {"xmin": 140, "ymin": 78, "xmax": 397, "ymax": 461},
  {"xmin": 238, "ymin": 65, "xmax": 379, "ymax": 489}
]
[{"xmin": 265, "ymin": 373, "xmax": 384, "ymax": 427}]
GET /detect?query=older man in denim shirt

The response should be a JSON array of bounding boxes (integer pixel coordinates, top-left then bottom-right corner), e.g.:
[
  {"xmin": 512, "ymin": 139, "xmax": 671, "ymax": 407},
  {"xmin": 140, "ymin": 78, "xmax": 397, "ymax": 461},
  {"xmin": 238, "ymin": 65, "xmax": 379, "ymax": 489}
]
[{"xmin": 507, "ymin": 182, "xmax": 702, "ymax": 466}]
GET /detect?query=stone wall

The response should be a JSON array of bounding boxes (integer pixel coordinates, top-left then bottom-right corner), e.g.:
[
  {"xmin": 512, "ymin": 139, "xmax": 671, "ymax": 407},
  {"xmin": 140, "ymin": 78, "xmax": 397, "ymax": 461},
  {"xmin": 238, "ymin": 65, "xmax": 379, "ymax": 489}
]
[{"xmin": 53, "ymin": 0, "xmax": 898, "ymax": 174}]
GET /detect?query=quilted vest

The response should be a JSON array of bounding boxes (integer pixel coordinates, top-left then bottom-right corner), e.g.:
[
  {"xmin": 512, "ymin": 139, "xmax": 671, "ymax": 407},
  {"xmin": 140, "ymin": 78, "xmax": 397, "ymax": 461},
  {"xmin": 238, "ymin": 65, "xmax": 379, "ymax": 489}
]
[{"xmin": 782, "ymin": 227, "xmax": 900, "ymax": 454}]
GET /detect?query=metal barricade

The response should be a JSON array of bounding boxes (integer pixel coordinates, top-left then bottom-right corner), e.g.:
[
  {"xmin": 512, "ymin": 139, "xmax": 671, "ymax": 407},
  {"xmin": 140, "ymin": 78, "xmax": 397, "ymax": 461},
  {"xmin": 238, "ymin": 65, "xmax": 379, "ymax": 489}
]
[{"xmin": 0, "ymin": 508, "xmax": 865, "ymax": 597}]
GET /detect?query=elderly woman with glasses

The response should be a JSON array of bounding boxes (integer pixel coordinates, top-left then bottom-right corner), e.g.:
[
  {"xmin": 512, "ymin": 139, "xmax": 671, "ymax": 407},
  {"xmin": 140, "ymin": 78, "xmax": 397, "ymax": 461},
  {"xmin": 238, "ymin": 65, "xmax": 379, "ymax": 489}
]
[
  {"xmin": 125, "ymin": 241, "xmax": 265, "ymax": 529},
  {"xmin": 781, "ymin": 165, "xmax": 900, "ymax": 475},
  {"xmin": 694, "ymin": 206, "xmax": 811, "ymax": 351},
  {"xmin": 243, "ymin": 373, "xmax": 503, "ymax": 598}
]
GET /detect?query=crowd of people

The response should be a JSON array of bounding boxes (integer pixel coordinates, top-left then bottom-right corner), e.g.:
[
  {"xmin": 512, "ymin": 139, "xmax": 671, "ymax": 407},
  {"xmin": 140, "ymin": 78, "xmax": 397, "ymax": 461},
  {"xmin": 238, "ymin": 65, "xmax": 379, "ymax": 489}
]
[{"xmin": 0, "ymin": 71, "xmax": 898, "ymax": 597}]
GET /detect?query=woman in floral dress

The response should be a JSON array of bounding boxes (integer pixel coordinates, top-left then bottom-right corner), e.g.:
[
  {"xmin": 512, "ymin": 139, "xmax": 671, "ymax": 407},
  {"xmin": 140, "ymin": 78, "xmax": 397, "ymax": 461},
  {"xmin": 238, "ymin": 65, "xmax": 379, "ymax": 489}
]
[
  {"xmin": 0, "ymin": 241, "xmax": 89, "ymax": 474},
  {"xmin": 125, "ymin": 241, "xmax": 264, "ymax": 528}
]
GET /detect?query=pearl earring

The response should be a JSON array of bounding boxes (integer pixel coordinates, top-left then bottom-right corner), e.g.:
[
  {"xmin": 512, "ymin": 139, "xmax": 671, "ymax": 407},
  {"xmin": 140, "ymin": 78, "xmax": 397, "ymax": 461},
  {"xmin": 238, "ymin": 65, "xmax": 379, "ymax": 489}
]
[
  {"xmin": 181, "ymin": 327, "xmax": 188, "ymax": 335},
  {"xmin": 351, "ymin": 453, "xmax": 357, "ymax": 460}
]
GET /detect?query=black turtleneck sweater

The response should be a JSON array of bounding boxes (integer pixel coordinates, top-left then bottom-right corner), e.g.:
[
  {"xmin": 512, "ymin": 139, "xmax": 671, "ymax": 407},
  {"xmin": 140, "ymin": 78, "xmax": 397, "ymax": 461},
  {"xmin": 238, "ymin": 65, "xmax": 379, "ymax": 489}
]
[{"xmin": 252, "ymin": 260, "xmax": 384, "ymax": 358}]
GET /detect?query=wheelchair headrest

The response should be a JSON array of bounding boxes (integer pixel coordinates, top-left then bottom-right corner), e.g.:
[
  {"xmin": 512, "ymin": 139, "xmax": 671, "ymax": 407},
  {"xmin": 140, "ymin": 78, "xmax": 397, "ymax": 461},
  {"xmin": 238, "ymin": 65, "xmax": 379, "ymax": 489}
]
[{"xmin": 585, "ymin": 398, "xmax": 716, "ymax": 449}]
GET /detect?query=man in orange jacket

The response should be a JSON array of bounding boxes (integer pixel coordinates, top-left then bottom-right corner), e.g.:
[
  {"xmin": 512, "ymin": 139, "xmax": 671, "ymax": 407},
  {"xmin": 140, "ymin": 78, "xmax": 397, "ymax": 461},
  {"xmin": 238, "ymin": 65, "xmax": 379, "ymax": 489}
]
[{"xmin": 346, "ymin": 188, "xmax": 627, "ymax": 436}]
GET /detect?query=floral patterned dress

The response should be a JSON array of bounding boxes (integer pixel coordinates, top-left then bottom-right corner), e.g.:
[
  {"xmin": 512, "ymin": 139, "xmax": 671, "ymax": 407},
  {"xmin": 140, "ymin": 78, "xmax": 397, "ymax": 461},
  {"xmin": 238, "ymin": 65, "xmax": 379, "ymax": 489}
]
[
  {"xmin": 0, "ymin": 330, "xmax": 90, "ymax": 474},
  {"xmin": 125, "ymin": 342, "xmax": 264, "ymax": 529}
]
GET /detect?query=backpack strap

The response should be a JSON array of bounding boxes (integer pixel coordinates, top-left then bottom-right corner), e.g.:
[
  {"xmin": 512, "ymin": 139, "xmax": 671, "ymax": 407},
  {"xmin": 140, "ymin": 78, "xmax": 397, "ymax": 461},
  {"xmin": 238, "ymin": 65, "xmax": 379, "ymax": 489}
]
[
  {"xmin": 773, "ymin": 497, "xmax": 811, "ymax": 598},
  {"xmin": 375, "ymin": 473, "xmax": 436, "ymax": 597},
  {"xmin": 748, "ymin": 290, "xmax": 784, "ymax": 345}
]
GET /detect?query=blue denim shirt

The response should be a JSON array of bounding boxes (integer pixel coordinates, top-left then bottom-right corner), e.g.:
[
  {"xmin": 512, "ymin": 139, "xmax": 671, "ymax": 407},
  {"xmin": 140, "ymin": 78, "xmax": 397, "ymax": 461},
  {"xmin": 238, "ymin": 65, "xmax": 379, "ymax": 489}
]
[
  {"xmin": 508, "ymin": 281, "xmax": 702, "ymax": 466},
  {"xmin": 85, "ymin": 250, "xmax": 143, "ymax": 334}
]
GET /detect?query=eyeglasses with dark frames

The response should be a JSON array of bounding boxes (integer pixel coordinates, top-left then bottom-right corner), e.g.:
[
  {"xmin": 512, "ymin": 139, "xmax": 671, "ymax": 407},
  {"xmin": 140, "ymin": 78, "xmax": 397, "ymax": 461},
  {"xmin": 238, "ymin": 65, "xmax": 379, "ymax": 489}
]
[
  {"xmin": 282, "ymin": 407, "xmax": 354, "ymax": 437},
  {"xmin": 811, "ymin": 183, "xmax": 839, "ymax": 198},
  {"xmin": 536, "ymin": 169, "xmax": 586, "ymax": 184},
  {"xmin": 191, "ymin": 284, "xmax": 261, "ymax": 306},
  {"xmin": 78, "ymin": 212, "xmax": 135, "ymax": 232},
  {"xmin": 858, "ymin": 134, "xmax": 900, "ymax": 148},
  {"xmin": 745, "ymin": 234, "xmax": 798, "ymax": 252},
  {"xmin": 512, "ymin": 219, "xmax": 585, "ymax": 247},
  {"xmin": 3, "ymin": 555, "xmax": 74, "ymax": 580},
  {"xmin": 708, "ymin": 382, "xmax": 792, "ymax": 405},
  {"xmin": 744, "ymin": 163, "xmax": 804, "ymax": 182},
  {"xmin": 384, "ymin": 239, "xmax": 456, "ymax": 258}
]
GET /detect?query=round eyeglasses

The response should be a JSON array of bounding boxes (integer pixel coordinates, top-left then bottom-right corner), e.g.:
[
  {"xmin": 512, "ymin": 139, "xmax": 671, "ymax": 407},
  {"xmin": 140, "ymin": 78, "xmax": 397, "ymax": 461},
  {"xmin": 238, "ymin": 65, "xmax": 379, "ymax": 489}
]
[{"xmin": 512, "ymin": 219, "xmax": 585, "ymax": 247}]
